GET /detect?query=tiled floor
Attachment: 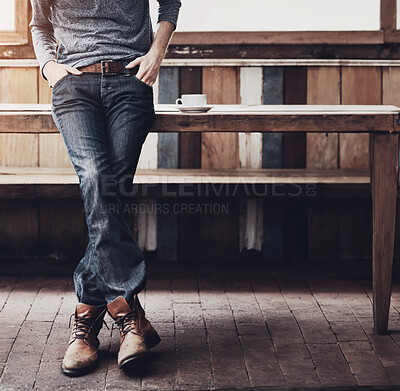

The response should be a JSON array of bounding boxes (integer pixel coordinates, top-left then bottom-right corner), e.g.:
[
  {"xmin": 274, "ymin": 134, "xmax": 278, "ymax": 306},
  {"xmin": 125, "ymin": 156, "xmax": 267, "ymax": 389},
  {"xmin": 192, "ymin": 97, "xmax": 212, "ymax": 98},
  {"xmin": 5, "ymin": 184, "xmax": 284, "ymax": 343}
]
[{"xmin": 1, "ymin": 264, "xmax": 400, "ymax": 390}]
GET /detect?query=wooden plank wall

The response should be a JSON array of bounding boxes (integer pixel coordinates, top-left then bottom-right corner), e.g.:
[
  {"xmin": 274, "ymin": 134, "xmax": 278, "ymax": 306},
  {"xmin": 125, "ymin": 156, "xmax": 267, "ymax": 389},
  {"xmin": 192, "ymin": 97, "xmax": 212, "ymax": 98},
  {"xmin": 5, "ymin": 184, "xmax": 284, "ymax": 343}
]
[
  {"xmin": 282, "ymin": 67, "xmax": 308, "ymax": 262},
  {"xmin": 306, "ymin": 67, "xmax": 341, "ymax": 262},
  {"xmin": 135, "ymin": 78, "xmax": 158, "ymax": 254},
  {"xmin": 0, "ymin": 63, "xmax": 399, "ymax": 264},
  {"xmin": 262, "ymin": 67, "xmax": 284, "ymax": 262},
  {"xmin": 156, "ymin": 67, "xmax": 179, "ymax": 261},
  {"xmin": 177, "ymin": 67, "xmax": 202, "ymax": 261},
  {"xmin": 0, "ymin": 68, "xmax": 86, "ymax": 263},
  {"xmin": 239, "ymin": 68, "xmax": 263, "ymax": 254},
  {"xmin": 338, "ymin": 67, "xmax": 381, "ymax": 260},
  {"xmin": 200, "ymin": 67, "xmax": 241, "ymax": 262}
]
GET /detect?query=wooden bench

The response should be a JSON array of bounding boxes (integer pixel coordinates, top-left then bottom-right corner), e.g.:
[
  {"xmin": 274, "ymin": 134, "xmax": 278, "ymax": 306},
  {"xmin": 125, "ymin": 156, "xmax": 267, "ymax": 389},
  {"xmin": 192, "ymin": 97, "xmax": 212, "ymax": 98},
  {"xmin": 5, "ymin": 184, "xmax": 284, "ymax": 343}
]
[
  {"xmin": 1, "ymin": 103, "xmax": 400, "ymax": 335},
  {"xmin": 0, "ymin": 166, "xmax": 371, "ymax": 199}
]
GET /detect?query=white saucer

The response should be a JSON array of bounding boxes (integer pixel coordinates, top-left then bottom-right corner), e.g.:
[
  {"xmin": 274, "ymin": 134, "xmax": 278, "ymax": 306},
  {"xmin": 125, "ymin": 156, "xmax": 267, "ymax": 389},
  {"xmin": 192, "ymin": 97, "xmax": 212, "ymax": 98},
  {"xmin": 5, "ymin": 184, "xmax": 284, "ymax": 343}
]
[{"xmin": 176, "ymin": 105, "xmax": 213, "ymax": 113}]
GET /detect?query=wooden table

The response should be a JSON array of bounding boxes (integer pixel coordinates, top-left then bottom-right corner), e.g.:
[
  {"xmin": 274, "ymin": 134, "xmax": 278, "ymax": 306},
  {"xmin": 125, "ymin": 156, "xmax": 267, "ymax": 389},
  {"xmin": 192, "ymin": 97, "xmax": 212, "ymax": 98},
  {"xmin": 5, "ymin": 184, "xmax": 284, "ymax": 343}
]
[{"xmin": 1, "ymin": 103, "xmax": 400, "ymax": 334}]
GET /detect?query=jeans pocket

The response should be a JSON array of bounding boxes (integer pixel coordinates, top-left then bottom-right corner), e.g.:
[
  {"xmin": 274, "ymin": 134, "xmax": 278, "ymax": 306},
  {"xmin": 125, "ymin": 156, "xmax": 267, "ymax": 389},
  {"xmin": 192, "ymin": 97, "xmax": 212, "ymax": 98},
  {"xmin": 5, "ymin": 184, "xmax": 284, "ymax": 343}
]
[
  {"xmin": 52, "ymin": 73, "xmax": 71, "ymax": 91},
  {"xmin": 132, "ymin": 74, "xmax": 153, "ymax": 90}
]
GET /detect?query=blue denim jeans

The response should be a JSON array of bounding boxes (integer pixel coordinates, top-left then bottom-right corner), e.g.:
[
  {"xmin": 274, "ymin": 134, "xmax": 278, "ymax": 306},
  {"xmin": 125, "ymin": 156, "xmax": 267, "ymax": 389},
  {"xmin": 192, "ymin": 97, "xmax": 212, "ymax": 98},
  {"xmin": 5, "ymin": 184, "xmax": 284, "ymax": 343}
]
[{"xmin": 51, "ymin": 60, "xmax": 155, "ymax": 306}]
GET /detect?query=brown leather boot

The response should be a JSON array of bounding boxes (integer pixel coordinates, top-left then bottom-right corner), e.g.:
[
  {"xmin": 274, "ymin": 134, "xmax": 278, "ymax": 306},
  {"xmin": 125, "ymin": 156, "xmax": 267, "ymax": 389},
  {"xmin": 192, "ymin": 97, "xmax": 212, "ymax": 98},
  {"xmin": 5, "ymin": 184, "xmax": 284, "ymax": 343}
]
[
  {"xmin": 61, "ymin": 303, "xmax": 106, "ymax": 376},
  {"xmin": 107, "ymin": 295, "xmax": 161, "ymax": 368}
]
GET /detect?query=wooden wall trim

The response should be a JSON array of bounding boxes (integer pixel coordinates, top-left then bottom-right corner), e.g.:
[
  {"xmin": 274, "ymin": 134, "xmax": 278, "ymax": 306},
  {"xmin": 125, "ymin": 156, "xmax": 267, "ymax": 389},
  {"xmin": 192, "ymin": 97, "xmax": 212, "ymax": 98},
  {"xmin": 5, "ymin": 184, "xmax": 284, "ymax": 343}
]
[
  {"xmin": 163, "ymin": 59, "xmax": 400, "ymax": 67},
  {"xmin": 171, "ymin": 31, "xmax": 384, "ymax": 45},
  {"xmin": 381, "ymin": 0, "xmax": 396, "ymax": 31},
  {"xmin": 166, "ymin": 44, "xmax": 400, "ymax": 60},
  {"xmin": 3, "ymin": 43, "xmax": 400, "ymax": 61},
  {"xmin": 0, "ymin": 60, "xmax": 38, "ymax": 67},
  {"xmin": 2, "ymin": 59, "xmax": 400, "ymax": 69},
  {"xmin": 0, "ymin": 32, "xmax": 28, "ymax": 46},
  {"xmin": 386, "ymin": 31, "xmax": 400, "ymax": 42},
  {"xmin": 382, "ymin": 0, "xmax": 400, "ymax": 43}
]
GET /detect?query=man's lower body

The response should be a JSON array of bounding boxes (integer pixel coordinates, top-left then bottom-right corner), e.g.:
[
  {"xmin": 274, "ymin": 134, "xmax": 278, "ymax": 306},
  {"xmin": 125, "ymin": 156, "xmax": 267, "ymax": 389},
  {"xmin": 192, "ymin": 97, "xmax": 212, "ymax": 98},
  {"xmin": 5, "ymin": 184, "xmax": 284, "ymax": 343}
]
[{"xmin": 51, "ymin": 59, "xmax": 160, "ymax": 375}]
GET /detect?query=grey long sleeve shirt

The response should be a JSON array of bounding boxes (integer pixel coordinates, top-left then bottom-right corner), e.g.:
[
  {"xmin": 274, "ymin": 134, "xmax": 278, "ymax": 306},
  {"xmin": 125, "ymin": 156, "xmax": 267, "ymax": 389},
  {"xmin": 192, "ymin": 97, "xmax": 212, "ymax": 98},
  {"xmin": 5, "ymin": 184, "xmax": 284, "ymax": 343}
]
[{"xmin": 29, "ymin": 0, "xmax": 181, "ymax": 80}]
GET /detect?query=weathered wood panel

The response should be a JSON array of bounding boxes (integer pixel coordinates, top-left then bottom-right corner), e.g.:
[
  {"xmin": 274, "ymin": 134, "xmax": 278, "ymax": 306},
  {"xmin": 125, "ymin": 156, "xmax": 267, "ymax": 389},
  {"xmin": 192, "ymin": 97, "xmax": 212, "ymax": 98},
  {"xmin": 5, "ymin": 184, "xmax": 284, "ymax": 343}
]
[
  {"xmin": 0, "ymin": 63, "xmax": 399, "ymax": 266},
  {"xmin": 0, "ymin": 68, "xmax": 38, "ymax": 167},
  {"xmin": 179, "ymin": 67, "xmax": 202, "ymax": 168},
  {"xmin": 157, "ymin": 67, "xmax": 179, "ymax": 260},
  {"xmin": 201, "ymin": 67, "xmax": 239, "ymax": 169},
  {"xmin": 283, "ymin": 67, "xmax": 307, "ymax": 168},
  {"xmin": 307, "ymin": 67, "xmax": 341, "ymax": 262},
  {"xmin": 178, "ymin": 67, "xmax": 202, "ymax": 261},
  {"xmin": 171, "ymin": 31, "xmax": 384, "ymax": 45},
  {"xmin": 0, "ymin": 167, "xmax": 371, "ymax": 186},
  {"xmin": 0, "ymin": 68, "xmax": 37, "ymax": 104},
  {"xmin": 262, "ymin": 67, "xmax": 284, "ymax": 261},
  {"xmin": 283, "ymin": 67, "xmax": 307, "ymax": 262},
  {"xmin": 37, "ymin": 70, "xmax": 51, "ymax": 104},
  {"xmin": 38, "ymin": 134, "xmax": 72, "ymax": 168},
  {"xmin": 158, "ymin": 67, "xmax": 179, "ymax": 168},
  {"xmin": 2, "ymin": 109, "xmax": 398, "ymax": 134},
  {"xmin": 37, "ymin": 69, "xmax": 80, "ymax": 264},
  {"xmin": 137, "ymin": 134, "xmax": 158, "ymax": 169},
  {"xmin": 35, "ymin": 70, "xmax": 99, "ymax": 264},
  {"xmin": 307, "ymin": 67, "xmax": 340, "ymax": 169},
  {"xmin": 340, "ymin": 67, "xmax": 382, "ymax": 170},
  {"xmin": 136, "ymin": 78, "xmax": 159, "ymax": 253},
  {"xmin": 383, "ymin": 67, "xmax": 400, "ymax": 106},
  {"xmin": 201, "ymin": 67, "xmax": 240, "ymax": 262},
  {"xmin": 239, "ymin": 67, "xmax": 263, "ymax": 169},
  {"xmin": 262, "ymin": 67, "xmax": 284, "ymax": 168},
  {"xmin": 38, "ymin": 68, "xmax": 71, "ymax": 168},
  {"xmin": 0, "ymin": 134, "xmax": 38, "ymax": 167},
  {"xmin": 239, "ymin": 67, "xmax": 263, "ymax": 252},
  {"xmin": 339, "ymin": 67, "xmax": 381, "ymax": 260},
  {"xmin": 136, "ymin": 200, "xmax": 157, "ymax": 252}
]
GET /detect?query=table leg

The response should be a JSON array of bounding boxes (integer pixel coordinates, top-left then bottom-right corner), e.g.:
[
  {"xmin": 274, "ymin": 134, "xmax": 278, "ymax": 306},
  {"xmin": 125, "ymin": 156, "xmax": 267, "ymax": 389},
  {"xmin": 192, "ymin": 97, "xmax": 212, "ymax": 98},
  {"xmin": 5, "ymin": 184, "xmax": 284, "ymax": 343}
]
[{"xmin": 371, "ymin": 132, "xmax": 399, "ymax": 335}]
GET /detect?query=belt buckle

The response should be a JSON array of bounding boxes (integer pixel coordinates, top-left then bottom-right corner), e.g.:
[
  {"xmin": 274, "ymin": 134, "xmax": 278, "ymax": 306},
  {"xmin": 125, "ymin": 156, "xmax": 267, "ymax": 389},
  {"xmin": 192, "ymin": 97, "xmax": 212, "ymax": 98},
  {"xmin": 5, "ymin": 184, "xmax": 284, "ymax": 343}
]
[{"xmin": 101, "ymin": 60, "xmax": 117, "ymax": 76}]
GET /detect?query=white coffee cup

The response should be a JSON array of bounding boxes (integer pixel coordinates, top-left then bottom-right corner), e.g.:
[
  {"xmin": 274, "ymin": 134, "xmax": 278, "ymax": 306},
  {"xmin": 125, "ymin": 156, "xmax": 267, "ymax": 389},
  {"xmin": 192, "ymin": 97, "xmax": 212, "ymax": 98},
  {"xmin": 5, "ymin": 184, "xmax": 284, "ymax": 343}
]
[{"xmin": 176, "ymin": 94, "xmax": 207, "ymax": 107}]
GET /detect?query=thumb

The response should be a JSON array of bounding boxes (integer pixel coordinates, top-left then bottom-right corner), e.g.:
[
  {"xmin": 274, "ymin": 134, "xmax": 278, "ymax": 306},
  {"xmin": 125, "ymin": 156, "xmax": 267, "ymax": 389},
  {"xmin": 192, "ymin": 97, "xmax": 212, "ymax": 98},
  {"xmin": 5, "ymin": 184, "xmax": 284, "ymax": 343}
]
[
  {"xmin": 65, "ymin": 65, "xmax": 83, "ymax": 75},
  {"xmin": 125, "ymin": 57, "xmax": 142, "ymax": 68}
]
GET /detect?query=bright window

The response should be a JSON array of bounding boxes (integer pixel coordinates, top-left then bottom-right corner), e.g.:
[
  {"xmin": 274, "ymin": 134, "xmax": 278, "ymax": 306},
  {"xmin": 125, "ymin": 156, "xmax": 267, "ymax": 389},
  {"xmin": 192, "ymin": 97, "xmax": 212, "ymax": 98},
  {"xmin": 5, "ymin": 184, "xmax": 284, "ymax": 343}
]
[
  {"xmin": 150, "ymin": 0, "xmax": 380, "ymax": 31},
  {"xmin": 0, "ymin": 0, "xmax": 15, "ymax": 31}
]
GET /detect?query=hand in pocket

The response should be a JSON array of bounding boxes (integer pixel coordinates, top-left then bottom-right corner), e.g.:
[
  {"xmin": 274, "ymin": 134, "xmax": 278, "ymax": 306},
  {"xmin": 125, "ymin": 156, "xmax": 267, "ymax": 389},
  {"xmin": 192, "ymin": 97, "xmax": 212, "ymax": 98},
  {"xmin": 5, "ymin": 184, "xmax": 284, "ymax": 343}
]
[{"xmin": 44, "ymin": 60, "xmax": 83, "ymax": 88}]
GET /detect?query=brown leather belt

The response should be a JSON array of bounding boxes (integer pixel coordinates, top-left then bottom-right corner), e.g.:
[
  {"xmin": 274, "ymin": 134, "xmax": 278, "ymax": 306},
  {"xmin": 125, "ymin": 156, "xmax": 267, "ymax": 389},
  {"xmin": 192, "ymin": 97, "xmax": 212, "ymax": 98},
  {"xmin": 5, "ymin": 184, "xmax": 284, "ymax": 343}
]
[{"xmin": 77, "ymin": 60, "xmax": 139, "ymax": 75}]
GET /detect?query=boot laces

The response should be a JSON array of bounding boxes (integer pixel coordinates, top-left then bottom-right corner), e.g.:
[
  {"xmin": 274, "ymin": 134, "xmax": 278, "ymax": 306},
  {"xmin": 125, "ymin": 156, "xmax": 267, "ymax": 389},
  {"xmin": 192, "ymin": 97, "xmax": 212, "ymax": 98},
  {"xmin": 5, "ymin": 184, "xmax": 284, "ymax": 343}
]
[
  {"xmin": 114, "ymin": 310, "xmax": 138, "ymax": 338},
  {"xmin": 69, "ymin": 314, "xmax": 94, "ymax": 340},
  {"xmin": 68, "ymin": 310, "xmax": 108, "ymax": 342}
]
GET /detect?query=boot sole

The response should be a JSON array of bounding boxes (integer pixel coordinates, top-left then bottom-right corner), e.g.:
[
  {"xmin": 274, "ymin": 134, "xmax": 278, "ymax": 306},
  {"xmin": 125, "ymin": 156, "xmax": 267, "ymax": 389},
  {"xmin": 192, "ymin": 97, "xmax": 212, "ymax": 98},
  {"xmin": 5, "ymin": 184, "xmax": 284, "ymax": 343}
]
[
  {"xmin": 119, "ymin": 329, "xmax": 161, "ymax": 369},
  {"xmin": 61, "ymin": 360, "xmax": 98, "ymax": 377}
]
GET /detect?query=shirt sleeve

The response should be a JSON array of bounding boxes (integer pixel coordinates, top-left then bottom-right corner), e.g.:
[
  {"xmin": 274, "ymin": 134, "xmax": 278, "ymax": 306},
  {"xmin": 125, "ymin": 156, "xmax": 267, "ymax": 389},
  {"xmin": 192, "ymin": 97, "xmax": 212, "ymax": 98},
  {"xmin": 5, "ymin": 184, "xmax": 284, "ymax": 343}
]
[
  {"xmin": 157, "ymin": 0, "xmax": 182, "ymax": 30},
  {"xmin": 29, "ymin": 0, "xmax": 57, "ymax": 81}
]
